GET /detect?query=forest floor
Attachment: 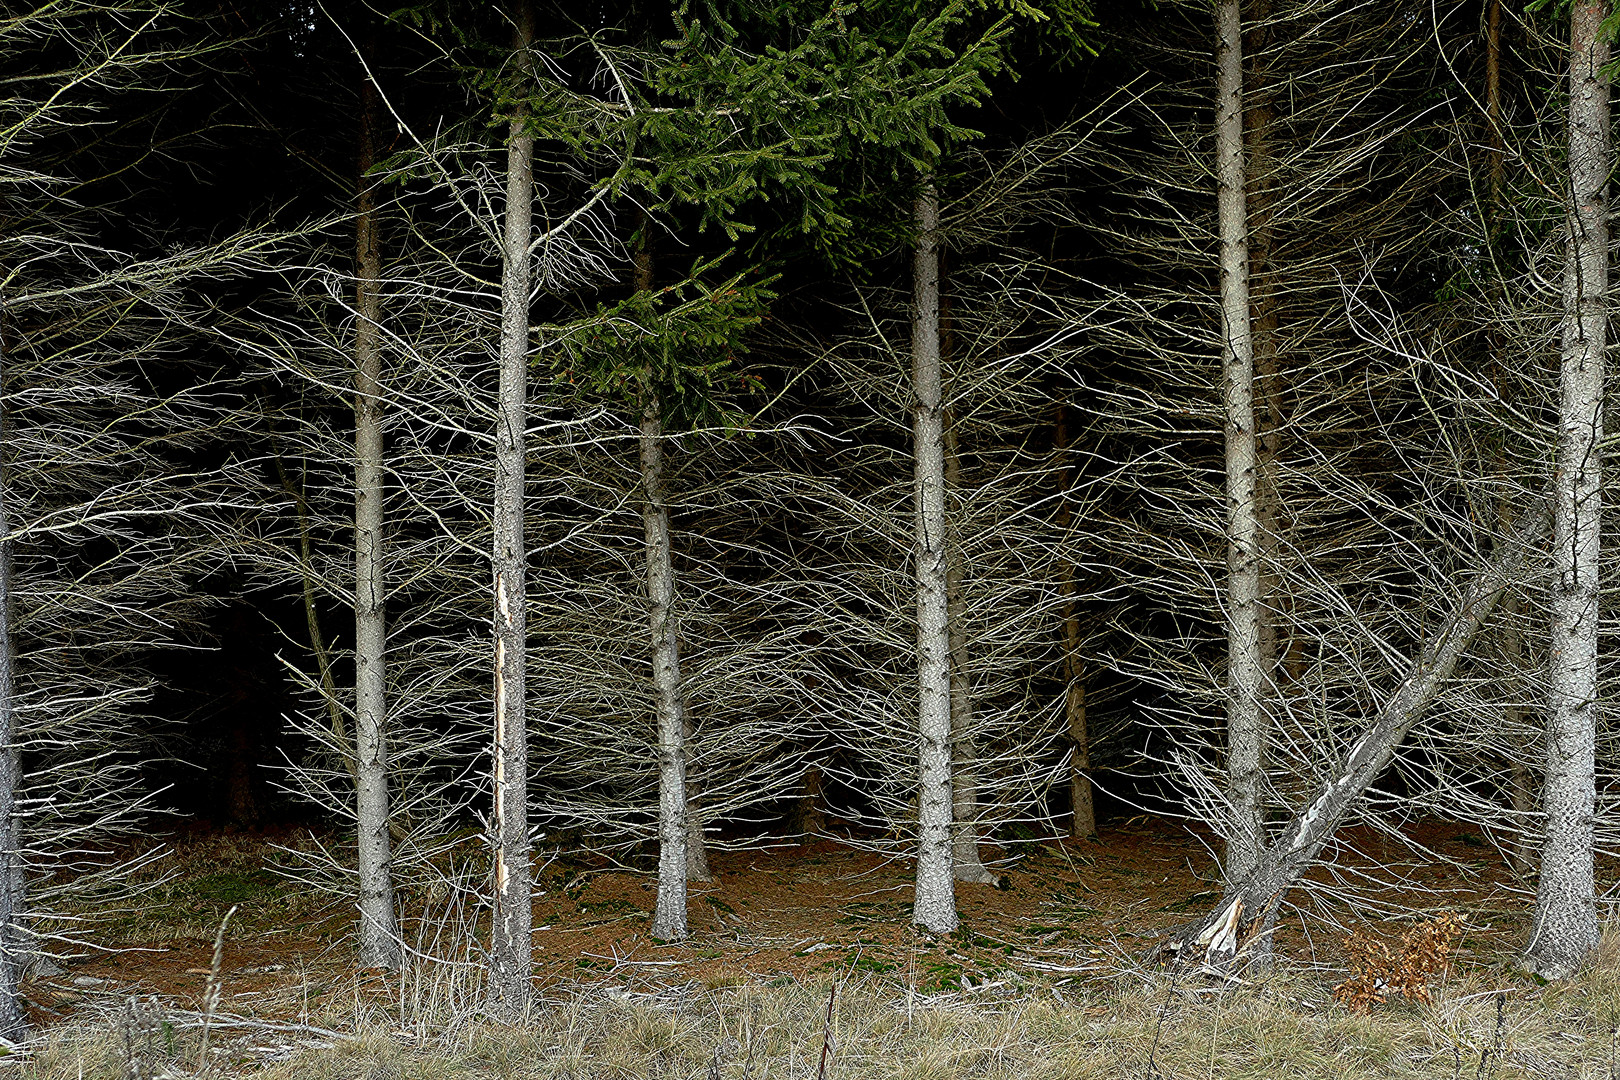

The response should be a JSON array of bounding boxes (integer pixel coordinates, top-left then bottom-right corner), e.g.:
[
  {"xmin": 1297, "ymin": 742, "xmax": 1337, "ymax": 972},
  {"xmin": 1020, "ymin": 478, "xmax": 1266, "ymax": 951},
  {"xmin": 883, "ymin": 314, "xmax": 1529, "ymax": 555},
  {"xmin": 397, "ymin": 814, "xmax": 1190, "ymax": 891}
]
[{"xmin": 11, "ymin": 816, "xmax": 1617, "ymax": 1078}]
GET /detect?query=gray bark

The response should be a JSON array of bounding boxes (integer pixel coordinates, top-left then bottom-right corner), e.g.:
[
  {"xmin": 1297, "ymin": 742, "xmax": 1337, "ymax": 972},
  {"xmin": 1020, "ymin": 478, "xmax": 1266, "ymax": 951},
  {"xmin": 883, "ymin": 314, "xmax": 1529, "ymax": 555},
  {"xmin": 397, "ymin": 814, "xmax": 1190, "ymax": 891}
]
[
  {"xmin": 644, "ymin": 396, "xmax": 692, "ymax": 941},
  {"xmin": 488, "ymin": 0, "xmax": 534, "ymax": 1021},
  {"xmin": 1215, "ymin": 0, "xmax": 1265, "ymax": 883},
  {"xmin": 1161, "ymin": 510, "xmax": 1548, "ymax": 969},
  {"xmin": 632, "ymin": 235, "xmax": 704, "ymax": 938},
  {"xmin": 911, "ymin": 182, "xmax": 958, "ymax": 935},
  {"xmin": 353, "ymin": 51, "xmax": 399, "ymax": 973},
  {"xmin": 0, "ymin": 330, "xmax": 26, "ymax": 1040},
  {"xmin": 1527, "ymin": 0, "xmax": 1607, "ymax": 980}
]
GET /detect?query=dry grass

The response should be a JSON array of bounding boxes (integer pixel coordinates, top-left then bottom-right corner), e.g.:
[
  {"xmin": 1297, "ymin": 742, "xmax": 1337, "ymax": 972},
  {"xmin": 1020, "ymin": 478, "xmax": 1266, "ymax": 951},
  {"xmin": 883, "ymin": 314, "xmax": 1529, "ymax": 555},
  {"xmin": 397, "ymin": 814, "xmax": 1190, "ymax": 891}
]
[
  {"xmin": 23, "ymin": 828, "xmax": 1619, "ymax": 1077},
  {"xmin": 15, "ymin": 951, "xmax": 1620, "ymax": 1080}
]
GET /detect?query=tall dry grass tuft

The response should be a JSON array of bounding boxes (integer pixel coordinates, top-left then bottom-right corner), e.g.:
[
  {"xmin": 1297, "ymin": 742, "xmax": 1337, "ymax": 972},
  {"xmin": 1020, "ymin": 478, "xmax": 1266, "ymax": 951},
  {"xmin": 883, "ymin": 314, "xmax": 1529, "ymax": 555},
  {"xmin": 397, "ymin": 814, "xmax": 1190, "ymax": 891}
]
[{"xmin": 15, "ymin": 956, "xmax": 1620, "ymax": 1078}]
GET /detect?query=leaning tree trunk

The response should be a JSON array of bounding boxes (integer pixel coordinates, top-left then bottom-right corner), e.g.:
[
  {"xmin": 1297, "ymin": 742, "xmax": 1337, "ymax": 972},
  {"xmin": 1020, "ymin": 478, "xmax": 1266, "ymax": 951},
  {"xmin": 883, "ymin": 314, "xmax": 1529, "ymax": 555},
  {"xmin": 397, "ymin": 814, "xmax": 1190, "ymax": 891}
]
[
  {"xmin": 1159, "ymin": 510, "xmax": 1548, "ymax": 970},
  {"xmin": 1215, "ymin": 0, "xmax": 1266, "ymax": 884},
  {"xmin": 944, "ymin": 420, "xmax": 999, "ymax": 886},
  {"xmin": 352, "ymin": 38, "xmax": 399, "ymax": 973},
  {"xmin": 1054, "ymin": 404, "xmax": 1095, "ymax": 838},
  {"xmin": 488, "ymin": 0, "xmax": 535, "ymax": 1022},
  {"xmin": 1527, "ymin": 0, "xmax": 1607, "ymax": 980},
  {"xmin": 0, "ymin": 329, "xmax": 26, "ymax": 1041},
  {"xmin": 911, "ymin": 180, "xmax": 958, "ymax": 935}
]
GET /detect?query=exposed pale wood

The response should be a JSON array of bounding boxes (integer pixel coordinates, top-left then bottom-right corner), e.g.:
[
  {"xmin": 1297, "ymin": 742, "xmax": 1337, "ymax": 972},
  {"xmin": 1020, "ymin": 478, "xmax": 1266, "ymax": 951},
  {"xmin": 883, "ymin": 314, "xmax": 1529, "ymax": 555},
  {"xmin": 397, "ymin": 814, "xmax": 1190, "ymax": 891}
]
[
  {"xmin": 1162, "ymin": 510, "xmax": 1548, "ymax": 970},
  {"xmin": 489, "ymin": 0, "xmax": 535, "ymax": 1020}
]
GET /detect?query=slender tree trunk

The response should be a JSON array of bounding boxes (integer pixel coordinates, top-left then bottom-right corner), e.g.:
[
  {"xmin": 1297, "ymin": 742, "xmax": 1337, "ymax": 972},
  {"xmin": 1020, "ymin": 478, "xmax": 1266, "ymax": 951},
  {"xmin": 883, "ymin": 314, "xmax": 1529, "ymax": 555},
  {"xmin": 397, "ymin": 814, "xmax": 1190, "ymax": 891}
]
[
  {"xmin": 1527, "ymin": 0, "xmax": 1607, "ymax": 980},
  {"xmin": 911, "ymin": 181, "xmax": 958, "ymax": 935},
  {"xmin": 1482, "ymin": 0, "xmax": 1537, "ymax": 881},
  {"xmin": 0, "ymin": 326, "xmax": 24, "ymax": 1040},
  {"xmin": 944, "ymin": 422, "xmax": 998, "ymax": 885},
  {"xmin": 1215, "ymin": 0, "xmax": 1265, "ymax": 884},
  {"xmin": 274, "ymin": 459, "xmax": 352, "ymax": 777},
  {"xmin": 1054, "ymin": 404, "xmax": 1095, "ymax": 838},
  {"xmin": 1161, "ymin": 510, "xmax": 1548, "ymax": 968},
  {"xmin": 1245, "ymin": 0, "xmax": 1293, "ymax": 689},
  {"xmin": 644, "ymin": 394, "xmax": 692, "ymax": 940},
  {"xmin": 1487, "ymin": 0, "xmax": 1506, "ymax": 219},
  {"xmin": 489, "ymin": 0, "xmax": 534, "ymax": 1021},
  {"xmin": 632, "ymin": 238, "xmax": 701, "ymax": 942},
  {"xmin": 353, "ymin": 38, "xmax": 399, "ymax": 973}
]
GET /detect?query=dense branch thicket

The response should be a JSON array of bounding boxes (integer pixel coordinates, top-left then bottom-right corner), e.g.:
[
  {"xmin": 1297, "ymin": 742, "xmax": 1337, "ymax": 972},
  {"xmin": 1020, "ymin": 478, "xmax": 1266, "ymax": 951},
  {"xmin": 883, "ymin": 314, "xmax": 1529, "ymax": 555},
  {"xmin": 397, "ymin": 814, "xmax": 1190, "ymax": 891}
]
[{"xmin": 2, "ymin": 0, "xmax": 1618, "ymax": 1014}]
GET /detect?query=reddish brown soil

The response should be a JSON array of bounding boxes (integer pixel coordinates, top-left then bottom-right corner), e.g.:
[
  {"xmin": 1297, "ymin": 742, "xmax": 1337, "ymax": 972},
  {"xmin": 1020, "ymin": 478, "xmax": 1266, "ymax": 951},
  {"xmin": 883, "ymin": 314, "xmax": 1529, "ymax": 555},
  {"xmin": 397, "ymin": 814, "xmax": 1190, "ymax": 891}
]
[{"xmin": 28, "ymin": 817, "xmax": 1543, "ymax": 1028}]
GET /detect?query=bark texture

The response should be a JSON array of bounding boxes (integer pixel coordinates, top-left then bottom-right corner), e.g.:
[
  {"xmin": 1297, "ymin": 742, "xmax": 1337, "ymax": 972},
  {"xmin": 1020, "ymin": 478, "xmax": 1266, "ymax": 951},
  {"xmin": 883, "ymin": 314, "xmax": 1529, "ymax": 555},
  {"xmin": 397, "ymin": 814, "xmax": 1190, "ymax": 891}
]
[
  {"xmin": 1527, "ymin": 0, "xmax": 1607, "ymax": 980},
  {"xmin": 911, "ymin": 182, "xmax": 958, "ymax": 934},
  {"xmin": 644, "ymin": 395, "xmax": 691, "ymax": 941},
  {"xmin": 353, "ymin": 47, "xmax": 399, "ymax": 972},
  {"xmin": 1215, "ymin": 0, "xmax": 1265, "ymax": 883},
  {"xmin": 1160, "ymin": 510, "xmax": 1548, "ymax": 970},
  {"xmin": 489, "ymin": 0, "xmax": 535, "ymax": 1021},
  {"xmin": 632, "ymin": 233, "xmax": 704, "ymax": 939}
]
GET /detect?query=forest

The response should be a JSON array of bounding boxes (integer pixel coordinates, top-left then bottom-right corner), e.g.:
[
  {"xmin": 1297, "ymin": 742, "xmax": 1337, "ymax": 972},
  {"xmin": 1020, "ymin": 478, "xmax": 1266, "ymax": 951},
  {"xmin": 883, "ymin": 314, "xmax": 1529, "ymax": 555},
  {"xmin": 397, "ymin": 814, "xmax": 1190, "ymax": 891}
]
[{"xmin": 6, "ymin": 0, "xmax": 1620, "ymax": 1075}]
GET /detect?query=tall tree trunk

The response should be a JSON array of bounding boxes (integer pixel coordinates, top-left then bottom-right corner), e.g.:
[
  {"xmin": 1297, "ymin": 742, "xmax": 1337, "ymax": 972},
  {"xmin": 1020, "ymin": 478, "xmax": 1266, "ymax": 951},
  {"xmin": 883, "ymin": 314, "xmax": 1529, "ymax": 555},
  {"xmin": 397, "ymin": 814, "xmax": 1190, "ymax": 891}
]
[
  {"xmin": 1483, "ymin": 0, "xmax": 1537, "ymax": 881},
  {"xmin": 1161, "ymin": 511, "xmax": 1547, "ymax": 969},
  {"xmin": 644, "ymin": 393, "xmax": 691, "ymax": 940},
  {"xmin": 945, "ymin": 421, "xmax": 999, "ymax": 885},
  {"xmin": 489, "ymin": 0, "xmax": 534, "ymax": 1021},
  {"xmin": 633, "ymin": 236, "xmax": 702, "ymax": 943},
  {"xmin": 353, "ymin": 34, "xmax": 399, "ymax": 973},
  {"xmin": 1245, "ymin": 0, "xmax": 1293, "ymax": 689},
  {"xmin": 911, "ymin": 181, "xmax": 958, "ymax": 935},
  {"xmin": 1486, "ymin": 0, "xmax": 1506, "ymax": 221},
  {"xmin": 1527, "ymin": 0, "xmax": 1607, "ymax": 980},
  {"xmin": 1054, "ymin": 404, "xmax": 1095, "ymax": 838},
  {"xmin": 0, "ymin": 327, "xmax": 25, "ymax": 1040},
  {"xmin": 1215, "ymin": 0, "xmax": 1266, "ymax": 884}
]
